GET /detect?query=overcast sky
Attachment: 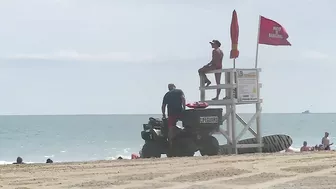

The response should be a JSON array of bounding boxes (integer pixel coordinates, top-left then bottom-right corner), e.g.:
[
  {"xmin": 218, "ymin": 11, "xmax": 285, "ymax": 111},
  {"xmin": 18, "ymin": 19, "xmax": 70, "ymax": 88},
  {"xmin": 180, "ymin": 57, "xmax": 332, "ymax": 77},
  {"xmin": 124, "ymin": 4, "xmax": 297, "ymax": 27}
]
[{"xmin": 0, "ymin": 0, "xmax": 334, "ymax": 115}]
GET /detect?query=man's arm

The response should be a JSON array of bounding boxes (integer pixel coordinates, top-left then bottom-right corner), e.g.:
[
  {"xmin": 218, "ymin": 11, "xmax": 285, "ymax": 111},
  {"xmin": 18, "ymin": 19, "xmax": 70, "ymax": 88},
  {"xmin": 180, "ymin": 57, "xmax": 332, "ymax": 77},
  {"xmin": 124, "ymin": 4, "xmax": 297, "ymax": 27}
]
[
  {"xmin": 180, "ymin": 90, "xmax": 186, "ymax": 110},
  {"xmin": 181, "ymin": 95, "xmax": 186, "ymax": 111},
  {"xmin": 206, "ymin": 50, "xmax": 215, "ymax": 66},
  {"xmin": 162, "ymin": 93, "xmax": 168, "ymax": 117},
  {"xmin": 162, "ymin": 103, "xmax": 166, "ymax": 116},
  {"xmin": 207, "ymin": 50, "xmax": 218, "ymax": 66}
]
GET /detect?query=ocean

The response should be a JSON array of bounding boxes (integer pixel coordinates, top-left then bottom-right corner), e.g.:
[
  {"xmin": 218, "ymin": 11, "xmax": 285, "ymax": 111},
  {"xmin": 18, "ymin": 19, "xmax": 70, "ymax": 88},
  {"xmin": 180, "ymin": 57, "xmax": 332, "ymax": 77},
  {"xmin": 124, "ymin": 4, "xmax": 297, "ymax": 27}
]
[{"xmin": 1, "ymin": 113, "xmax": 335, "ymax": 164}]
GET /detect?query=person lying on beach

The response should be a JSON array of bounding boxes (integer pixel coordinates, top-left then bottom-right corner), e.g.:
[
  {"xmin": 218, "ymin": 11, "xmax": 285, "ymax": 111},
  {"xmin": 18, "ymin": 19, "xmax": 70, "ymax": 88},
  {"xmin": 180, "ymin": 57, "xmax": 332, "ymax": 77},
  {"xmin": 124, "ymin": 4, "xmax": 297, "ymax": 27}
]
[
  {"xmin": 13, "ymin": 157, "xmax": 25, "ymax": 164},
  {"xmin": 131, "ymin": 153, "xmax": 140, "ymax": 159},
  {"xmin": 315, "ymin": 144, "xmax": 327, "ymax": 151},
  {"xmin": 300, "ymin": 141, "xmax": 312, "ymax": 152}
]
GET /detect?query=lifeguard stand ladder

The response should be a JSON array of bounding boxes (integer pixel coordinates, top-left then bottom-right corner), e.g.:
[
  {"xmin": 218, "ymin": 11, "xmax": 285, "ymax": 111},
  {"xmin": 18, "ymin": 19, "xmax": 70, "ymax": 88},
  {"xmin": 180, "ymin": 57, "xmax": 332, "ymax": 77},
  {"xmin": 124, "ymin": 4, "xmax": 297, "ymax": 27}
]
[{"xmin": 199, "ymin": 68, "xmax": 263, "ymax": 154}]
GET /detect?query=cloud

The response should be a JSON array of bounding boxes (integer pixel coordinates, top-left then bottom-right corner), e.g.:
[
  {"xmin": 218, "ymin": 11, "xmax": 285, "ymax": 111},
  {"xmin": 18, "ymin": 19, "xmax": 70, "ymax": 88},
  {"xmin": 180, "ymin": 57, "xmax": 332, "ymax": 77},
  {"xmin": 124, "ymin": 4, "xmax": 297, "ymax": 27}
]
[
  {"xmin": 4, "ymin": 50, "xmax": 156, "ymax": 63},
  {"xmin": 300, "ymin": 50, "xmax": 330, "ymax": 60}
]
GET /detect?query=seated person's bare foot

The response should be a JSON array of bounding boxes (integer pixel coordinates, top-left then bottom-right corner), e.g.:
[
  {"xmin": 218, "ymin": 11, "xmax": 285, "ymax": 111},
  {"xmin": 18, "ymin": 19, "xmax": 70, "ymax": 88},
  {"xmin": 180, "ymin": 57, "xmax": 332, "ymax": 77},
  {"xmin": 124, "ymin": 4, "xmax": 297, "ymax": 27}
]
[
  {"xmin": 212, "ymin": 97, "xmax": 218, "ymax": 100},
  {"xmin": 223, "ymin": 96, "xmax": 230, "ymax": 100},
  {"xmin": 205, "ymin": 81, "xmax": 211, "ymax": 87}
]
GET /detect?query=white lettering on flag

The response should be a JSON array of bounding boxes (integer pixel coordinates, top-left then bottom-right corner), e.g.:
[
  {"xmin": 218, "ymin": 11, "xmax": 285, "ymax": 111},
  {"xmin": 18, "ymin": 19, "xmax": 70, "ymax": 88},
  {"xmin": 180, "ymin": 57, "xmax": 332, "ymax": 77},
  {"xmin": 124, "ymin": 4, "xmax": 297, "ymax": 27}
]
[{"xmin": 269, "ymin": 26, "xmax": 283, "ymax": 39}]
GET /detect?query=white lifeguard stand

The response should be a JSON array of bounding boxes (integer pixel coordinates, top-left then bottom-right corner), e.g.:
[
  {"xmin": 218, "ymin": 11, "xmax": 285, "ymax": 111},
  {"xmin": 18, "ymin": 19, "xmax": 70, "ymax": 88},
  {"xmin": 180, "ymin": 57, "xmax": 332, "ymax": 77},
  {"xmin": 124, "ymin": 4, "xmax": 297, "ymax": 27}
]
[{"xmin": 199, "ymin": 68, "xmax": 263, "ymax": 154}]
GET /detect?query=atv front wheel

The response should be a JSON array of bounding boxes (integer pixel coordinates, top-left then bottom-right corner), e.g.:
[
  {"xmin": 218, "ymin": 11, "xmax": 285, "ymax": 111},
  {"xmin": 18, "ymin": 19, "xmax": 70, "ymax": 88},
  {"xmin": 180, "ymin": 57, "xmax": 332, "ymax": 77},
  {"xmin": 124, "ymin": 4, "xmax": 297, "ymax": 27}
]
[{"xmin": 141, "ymin": 141, "xmax": 161, "ymax": 158}]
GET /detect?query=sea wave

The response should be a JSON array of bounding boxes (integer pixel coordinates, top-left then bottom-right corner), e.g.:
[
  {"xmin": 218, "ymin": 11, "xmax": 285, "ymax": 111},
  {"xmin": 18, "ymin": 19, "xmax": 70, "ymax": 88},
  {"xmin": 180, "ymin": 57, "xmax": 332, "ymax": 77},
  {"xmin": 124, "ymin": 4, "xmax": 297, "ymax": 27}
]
[
  {"xmin": 0, "ymin": 153, "xmax": 137, "ymax": 165},
  {"xmin": 0, "ymin": 145, "xmax": 303, "ymax": 165}
]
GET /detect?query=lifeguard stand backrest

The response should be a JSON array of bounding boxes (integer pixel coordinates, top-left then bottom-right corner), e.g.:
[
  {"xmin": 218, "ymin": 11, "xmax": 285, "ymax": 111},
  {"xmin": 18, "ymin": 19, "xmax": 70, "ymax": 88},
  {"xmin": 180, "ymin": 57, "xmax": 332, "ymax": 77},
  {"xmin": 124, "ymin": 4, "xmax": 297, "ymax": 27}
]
[{"xmin": 182, "ymin": 108, "xmax": 223, "ymax": 130}]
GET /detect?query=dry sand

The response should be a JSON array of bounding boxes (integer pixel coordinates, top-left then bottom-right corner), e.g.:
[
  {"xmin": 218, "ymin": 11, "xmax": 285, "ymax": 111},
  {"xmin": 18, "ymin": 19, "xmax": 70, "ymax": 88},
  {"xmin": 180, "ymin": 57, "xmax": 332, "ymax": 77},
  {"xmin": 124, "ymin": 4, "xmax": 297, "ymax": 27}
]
[{"xmin": 1, "ymin": 152, "xmax": 336, "ymax": 189}]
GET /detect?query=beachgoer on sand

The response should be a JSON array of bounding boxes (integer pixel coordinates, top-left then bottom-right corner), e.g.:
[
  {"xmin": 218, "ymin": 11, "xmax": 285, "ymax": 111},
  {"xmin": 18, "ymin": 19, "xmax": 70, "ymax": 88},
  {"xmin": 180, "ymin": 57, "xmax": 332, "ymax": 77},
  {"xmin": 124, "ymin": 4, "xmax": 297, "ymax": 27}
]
[
  {"xmin": 13, "ymin": 157, "xmax": 25, "ymax": 164},
  {"xmin": 300, "ymin": 141, "xmax": 311, "ymax": 152},
  {"xmin": 46, "ymin": 158, "xmax": 53, "ymax": 163},
  {"xmin": 131, "ymin": 153, "xmax": 139, "ymax": 159},
  {"xmin": 322, "ymin": 132, "xmax": 333, "ymax": 150},
  {"xmin": 198, "ymin": 40, "xmax": 225, "ymax": 100},
  {"xmin": 162, "ymin": 83, "xmax": 186, "ymax": 146}
]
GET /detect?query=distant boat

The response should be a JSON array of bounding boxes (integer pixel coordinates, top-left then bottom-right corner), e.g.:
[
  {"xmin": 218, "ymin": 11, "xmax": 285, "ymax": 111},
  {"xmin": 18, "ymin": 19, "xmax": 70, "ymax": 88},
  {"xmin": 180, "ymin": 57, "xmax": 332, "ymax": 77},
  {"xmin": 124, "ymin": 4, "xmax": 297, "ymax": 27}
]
[{"xmin": 302, "ymin": 110, "xmax": 310, "ymax": 114}]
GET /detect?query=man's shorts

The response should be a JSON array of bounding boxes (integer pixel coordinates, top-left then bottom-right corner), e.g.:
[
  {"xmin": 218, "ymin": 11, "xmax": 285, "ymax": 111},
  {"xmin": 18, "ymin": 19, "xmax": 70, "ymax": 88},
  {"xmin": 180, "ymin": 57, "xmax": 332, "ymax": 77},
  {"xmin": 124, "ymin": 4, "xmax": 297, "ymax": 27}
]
[
  {"xmin": 167, "ymin": 114, "xmax": 182, "ymax": 128},
  {"xmin": 203, "ymin": 64, "xmax": 222, "ymax": 70}
]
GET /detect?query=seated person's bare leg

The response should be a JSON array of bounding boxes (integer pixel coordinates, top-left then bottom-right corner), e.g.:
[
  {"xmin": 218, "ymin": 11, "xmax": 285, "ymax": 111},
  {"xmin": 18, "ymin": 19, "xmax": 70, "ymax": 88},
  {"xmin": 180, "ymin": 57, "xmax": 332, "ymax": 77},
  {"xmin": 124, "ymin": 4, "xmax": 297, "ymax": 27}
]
[
  {"xmin": 212, "ymin": 73, "xmax": 221, "ymax": 100},
  {"xmin": 198, "ymin": 67, "xmax": 211, "ymax": 86}
]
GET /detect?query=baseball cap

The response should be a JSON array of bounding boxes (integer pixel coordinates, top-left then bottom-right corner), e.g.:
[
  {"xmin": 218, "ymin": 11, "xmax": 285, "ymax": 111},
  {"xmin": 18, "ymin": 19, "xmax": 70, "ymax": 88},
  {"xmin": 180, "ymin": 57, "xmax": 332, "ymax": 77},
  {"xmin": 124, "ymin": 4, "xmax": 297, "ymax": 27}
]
[
  {"xmin": 209, "ymin": 40, "xmax": 221, "ymax": 47},
  {"xmin": 168, "ymin": 83, "xmax": 176, "ymax": 90}
]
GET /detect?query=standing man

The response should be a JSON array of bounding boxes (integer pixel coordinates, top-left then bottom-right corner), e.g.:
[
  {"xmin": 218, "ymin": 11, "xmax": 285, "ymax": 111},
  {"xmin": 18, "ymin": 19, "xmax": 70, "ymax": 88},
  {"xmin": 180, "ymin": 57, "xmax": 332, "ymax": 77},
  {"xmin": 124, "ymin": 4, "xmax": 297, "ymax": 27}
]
[
  {"xmin": 162, "ymin": 83, "xmax": 186, "ymax": 144},
  {"xmin": 198, "ymin": 40, "xmax": 224, "ymax": 100},
  {"xmin": 322, "ymin": 132, "xmax": 333, "ymax": 150}
]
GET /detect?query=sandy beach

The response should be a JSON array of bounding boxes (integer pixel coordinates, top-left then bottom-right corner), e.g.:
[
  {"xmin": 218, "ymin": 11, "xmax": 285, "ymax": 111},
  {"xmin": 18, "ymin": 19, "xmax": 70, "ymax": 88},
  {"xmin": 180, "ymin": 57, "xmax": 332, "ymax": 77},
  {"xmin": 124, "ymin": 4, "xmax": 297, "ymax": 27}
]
[{"xmin": 1, "ymin": 152, "xmax": 336, "ymax": 189}]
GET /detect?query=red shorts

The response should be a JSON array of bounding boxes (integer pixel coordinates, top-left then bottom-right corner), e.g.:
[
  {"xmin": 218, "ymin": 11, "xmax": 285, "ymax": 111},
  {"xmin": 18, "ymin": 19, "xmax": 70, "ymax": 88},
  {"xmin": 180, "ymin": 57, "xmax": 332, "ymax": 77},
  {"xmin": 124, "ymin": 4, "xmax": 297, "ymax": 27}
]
[
  {"xmin": 215, "ymin": 64, "xmax": 222, "ymax": 70},
  {"xmin": 203, "ymin": 64, "xmax": 222, "ymax": 70},
  {"xmin": 168, "ymin": 114, "xmax": 182, "ymax": 128}
]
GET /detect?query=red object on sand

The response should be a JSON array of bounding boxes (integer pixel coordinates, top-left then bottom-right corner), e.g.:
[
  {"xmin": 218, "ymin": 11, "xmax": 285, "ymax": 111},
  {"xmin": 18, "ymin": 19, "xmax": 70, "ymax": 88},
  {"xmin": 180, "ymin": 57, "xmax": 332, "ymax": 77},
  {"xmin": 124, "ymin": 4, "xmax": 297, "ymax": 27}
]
[
  {"xmin": 131, "ymin": 153, "xmax": 139, "ymax": 159},
  {"xmin": 230, "ymin": 10, "xmax": 239, "ymax": 59},
  {"xmin": 258, "ymin": 16, "xmax": 291, "ymax": 46},
  {"xmin": 186, "ymin": 102, "xmax": 209, "ymax": 109}
]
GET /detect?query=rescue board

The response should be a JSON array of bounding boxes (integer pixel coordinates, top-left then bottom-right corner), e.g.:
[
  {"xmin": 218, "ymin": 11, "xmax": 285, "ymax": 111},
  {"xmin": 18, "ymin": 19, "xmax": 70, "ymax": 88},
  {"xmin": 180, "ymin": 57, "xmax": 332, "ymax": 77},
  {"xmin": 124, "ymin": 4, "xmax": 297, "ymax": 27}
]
[{"xmin": 218, "ymin": 134, "xmax": 293, "ymax": 155}]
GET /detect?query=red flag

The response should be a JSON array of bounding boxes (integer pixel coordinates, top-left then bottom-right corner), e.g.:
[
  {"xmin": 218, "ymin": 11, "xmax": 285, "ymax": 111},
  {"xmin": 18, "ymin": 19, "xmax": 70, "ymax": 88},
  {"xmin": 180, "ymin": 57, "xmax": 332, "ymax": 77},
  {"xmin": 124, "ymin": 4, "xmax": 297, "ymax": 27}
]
[
  {"xmin": 230, "ymin": 10, "xmax": 239, "ymax": 59},
  {"xmin": 258, "ymin": 16, "xmax": 291, "ymax": 46}
]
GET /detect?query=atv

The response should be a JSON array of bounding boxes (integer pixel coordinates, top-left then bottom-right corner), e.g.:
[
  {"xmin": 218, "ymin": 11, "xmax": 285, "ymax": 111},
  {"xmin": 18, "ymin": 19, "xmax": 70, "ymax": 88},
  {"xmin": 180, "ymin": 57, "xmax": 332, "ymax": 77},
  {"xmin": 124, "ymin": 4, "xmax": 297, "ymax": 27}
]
[{"xmin": 140, "ymin": 107, "xmax": 223, "ymax": 158}]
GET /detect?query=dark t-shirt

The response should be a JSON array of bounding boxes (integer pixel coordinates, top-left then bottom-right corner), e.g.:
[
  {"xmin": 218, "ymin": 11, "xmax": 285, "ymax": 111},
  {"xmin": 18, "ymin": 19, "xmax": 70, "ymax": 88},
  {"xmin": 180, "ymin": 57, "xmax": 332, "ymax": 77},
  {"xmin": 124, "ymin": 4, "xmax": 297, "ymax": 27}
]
[{"xmin": 162, "ymin": 89, "xmax": 184, "ymax": 116}]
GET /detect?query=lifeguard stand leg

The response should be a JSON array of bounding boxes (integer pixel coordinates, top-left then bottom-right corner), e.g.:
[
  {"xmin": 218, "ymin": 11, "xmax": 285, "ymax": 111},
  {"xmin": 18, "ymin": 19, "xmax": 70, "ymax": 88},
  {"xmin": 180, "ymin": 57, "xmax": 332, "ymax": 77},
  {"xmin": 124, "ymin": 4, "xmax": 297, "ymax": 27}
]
[
  {"xmin": 225, "ymin": 71, "xmax": 232, "ymax": 154},
  {"xmin": 230, "ymin": 69, "xmax": 237, "ymax": 154},
  {"xmin": 256, "ymin": 103, "xmax": 262, "ymax": 153},
  {"xmin": 256, "ymin": 71, "xmax": 262, "ymax": 153},
  {"xmin": 226, "ymin": 105, "xmax": 232, "ymax": 154}
]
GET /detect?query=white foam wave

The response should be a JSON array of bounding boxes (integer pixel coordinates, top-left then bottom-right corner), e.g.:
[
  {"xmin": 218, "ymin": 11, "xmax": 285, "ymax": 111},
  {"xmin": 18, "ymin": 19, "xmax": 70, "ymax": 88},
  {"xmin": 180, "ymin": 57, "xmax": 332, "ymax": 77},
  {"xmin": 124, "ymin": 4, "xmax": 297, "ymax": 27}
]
[
  {"xmin": 279, "ymin": 146, "xmax": 301, "ymax": 153},
  {"xmin": 0, "ymin": 161, "xmax": 35, "ymax": 165},
  {"xmin": 0, "ymin": 148, "xmax": 142, "ymax": 165}
]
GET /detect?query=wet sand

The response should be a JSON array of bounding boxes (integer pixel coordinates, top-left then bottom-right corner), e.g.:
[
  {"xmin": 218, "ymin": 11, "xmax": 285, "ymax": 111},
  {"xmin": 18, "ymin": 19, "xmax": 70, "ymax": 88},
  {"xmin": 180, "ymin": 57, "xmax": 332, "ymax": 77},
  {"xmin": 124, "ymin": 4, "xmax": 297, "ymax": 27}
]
[{"xmin": 1, "ymin": 152, "xmax": 336, "ymax": 189}]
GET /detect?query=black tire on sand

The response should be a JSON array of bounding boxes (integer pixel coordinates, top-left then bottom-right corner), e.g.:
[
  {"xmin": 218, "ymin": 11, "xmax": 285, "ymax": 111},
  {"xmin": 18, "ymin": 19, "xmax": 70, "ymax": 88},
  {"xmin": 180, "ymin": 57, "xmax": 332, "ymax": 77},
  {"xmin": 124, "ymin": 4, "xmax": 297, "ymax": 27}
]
[
  {"xmin": 200, "ymin": 135, "xmax": 219, "ymax": 156},
  {"xmin": 218, "ymin": 134, "xmax": 293, "ymax": 155},
  {"xmin": 169, "ymin": 138, "xmax": 195, "ymax": 157},
  {"xmin": 141, "ymin": 141, "xmax": 162, "ymax": 158}
]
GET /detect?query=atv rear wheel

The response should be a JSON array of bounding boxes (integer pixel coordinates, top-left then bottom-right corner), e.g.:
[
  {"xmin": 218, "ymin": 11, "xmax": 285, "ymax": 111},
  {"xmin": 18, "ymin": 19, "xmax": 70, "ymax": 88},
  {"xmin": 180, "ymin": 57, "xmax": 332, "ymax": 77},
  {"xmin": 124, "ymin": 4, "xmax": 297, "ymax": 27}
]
[
  {"xmin": 169, "ymin": 138, "xmax": 195, "ymax": 157},
  {"xmin": 200, "ymin": 135, "xmax": 219, "ymax": 156},
  {"xmin": 141, "ymin": 141, "xmax": 161, "ymax": 158}
]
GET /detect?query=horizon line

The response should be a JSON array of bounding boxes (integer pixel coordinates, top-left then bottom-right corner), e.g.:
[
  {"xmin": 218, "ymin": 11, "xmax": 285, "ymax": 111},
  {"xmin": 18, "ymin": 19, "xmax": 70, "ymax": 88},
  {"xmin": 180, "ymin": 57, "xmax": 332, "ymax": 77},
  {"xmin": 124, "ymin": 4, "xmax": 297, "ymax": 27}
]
[{"xmin": 0, "ymin": 112, "xmax": 334, "ymax": 116}]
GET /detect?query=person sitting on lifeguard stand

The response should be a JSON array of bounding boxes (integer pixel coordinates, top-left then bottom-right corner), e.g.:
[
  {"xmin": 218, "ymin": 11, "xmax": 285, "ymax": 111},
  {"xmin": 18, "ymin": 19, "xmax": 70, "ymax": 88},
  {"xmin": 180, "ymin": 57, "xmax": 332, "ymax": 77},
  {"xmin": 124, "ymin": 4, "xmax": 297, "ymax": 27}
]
[{"xmin": 198, "ymin": 40, "xmax": 224, "ymax": 100}]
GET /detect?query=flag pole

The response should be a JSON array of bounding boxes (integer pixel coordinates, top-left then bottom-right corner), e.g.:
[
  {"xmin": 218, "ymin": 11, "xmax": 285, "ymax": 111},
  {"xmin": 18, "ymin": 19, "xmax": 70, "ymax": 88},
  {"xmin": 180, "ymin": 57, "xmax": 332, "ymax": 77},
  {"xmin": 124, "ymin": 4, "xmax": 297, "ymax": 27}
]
[{"xmin": 254, "ymin": 15, "xmax": 261, "ymax": 68}]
